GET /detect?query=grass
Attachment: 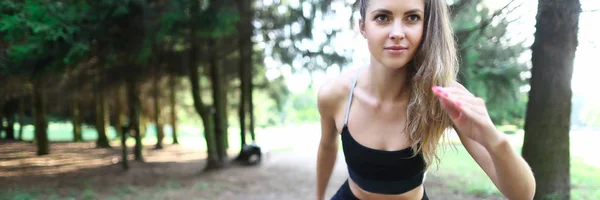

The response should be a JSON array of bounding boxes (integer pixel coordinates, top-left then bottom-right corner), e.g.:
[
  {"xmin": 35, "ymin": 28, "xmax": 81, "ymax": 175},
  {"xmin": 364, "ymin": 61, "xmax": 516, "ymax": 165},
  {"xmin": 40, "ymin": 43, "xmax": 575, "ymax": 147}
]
[
  {"xmin": 81, "ymin": 188, "xmax": 98, "ymax": 200},
  {"xmin": 114, "ymin": 185, "xmax": 137, "ymax": 196},
  {"xmin": 432, "ymin": 130, "xmax": 600, "ymax": 200},
  {"xmin": 571, "ymin": 157, "xmax": 600, "ymax": 200},
  {"xmin": 0, "ymin": 187, "xmax": 67, "ymax": 200},
  {"xmin": 12, "ymin": 122, "xmax": 299, "ymax": 153},
  {"xmin": 430, "ymin": 144, "xmax": 503, "ymax": 196}
]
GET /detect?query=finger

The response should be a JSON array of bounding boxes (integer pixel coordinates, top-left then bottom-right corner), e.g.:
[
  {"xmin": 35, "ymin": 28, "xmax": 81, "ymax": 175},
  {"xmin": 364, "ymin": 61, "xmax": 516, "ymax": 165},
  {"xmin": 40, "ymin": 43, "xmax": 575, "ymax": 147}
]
[
  {"xmin": 439, "ymin": 95, "xmax": 492, "ymax": 131},
  {"xmin": 433, "ymin": 86, "xmax": 485, "ymax": 115},
  {"xmin": 447, "ymin": 95, "xmax": 488, "ymax": 116},
  {"xmin": 449, "ymin": 81, "xmax": 469, "ymax": 91},
  {"xmin": 438, "ymin": 95, "xmax": 462, "ymax": 120},
  {"xmin": 432, "ymin": 86, "xmax": 473, "ymax": 104},
  {"xmin": 433, "ymin": 89, "xmax": 462, "ymax": 119},
  {"xmin": 434, "ymin": 86, "xmax": 474, "ymax": 97},
  {"xmin": 433, "ymin": 88, "xmax": 480, "ymax": 122}
]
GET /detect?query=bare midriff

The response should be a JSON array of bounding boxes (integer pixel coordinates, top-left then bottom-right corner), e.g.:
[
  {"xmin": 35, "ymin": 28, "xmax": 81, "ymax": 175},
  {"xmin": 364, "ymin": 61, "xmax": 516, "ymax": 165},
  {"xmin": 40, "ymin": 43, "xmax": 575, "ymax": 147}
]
[{"xmin": 348, "ymin": 178, "xmax": 424, "ymax": 200}]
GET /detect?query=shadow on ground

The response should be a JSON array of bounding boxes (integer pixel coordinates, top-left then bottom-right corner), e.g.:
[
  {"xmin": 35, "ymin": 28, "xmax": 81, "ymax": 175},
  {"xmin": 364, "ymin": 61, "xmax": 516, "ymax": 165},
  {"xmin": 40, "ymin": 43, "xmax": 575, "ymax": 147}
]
[{"xmin": 0, "ymin": 140, "xmax": 504, "ymax": 200}]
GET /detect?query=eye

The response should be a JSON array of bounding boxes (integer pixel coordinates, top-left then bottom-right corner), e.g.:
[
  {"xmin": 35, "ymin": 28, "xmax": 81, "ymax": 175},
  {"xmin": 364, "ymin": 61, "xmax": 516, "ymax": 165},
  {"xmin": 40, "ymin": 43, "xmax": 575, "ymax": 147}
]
[
  {"xmin": 406, "ymin": 14, "xmax": 421, "ymax": 22},
  {"xmin": 374, "ymin": 14, "xmax": 390, "ymax": 22}
]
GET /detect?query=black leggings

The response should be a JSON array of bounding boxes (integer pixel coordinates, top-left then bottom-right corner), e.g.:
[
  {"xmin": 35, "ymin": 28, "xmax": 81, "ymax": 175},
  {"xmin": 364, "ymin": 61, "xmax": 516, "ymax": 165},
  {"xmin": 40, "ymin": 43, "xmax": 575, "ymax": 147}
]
[{"xmin": 331, "ymin": 180, "xmax": 429, "ymax": 200}]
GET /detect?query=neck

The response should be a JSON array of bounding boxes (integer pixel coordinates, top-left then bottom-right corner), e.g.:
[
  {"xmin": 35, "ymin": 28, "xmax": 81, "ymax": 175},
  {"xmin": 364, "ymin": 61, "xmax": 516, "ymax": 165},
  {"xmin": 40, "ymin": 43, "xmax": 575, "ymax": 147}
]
[{"xmin": 365, "ymin": 61, "xmax": 410, "ymax": 104}]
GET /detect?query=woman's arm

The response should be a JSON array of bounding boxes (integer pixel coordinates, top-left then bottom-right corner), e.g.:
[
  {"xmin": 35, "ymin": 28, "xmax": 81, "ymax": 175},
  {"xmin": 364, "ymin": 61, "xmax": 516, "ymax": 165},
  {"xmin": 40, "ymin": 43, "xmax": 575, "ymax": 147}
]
[
  {"xmin": 316, "ymin": 81, "xmax": 341, "ymax": 200},
  {"xmin": 457, "ymin": 128, "xmax": 535, "ymax": 200},
  {"xmin": 316, "ymin": 116, "xmax": 339, "ymax": 200},
  {"xmin": 433, "ymin": 82, "xmax": 535, "ymax": 200}
]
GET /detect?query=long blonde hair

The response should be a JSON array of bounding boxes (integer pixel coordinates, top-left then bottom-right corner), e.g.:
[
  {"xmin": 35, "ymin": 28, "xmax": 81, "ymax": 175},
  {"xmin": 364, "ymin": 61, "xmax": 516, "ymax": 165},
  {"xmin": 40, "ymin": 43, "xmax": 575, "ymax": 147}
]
[{"xmin": 360, "ymin": 0, "xmax": 459, "ymax": 168}]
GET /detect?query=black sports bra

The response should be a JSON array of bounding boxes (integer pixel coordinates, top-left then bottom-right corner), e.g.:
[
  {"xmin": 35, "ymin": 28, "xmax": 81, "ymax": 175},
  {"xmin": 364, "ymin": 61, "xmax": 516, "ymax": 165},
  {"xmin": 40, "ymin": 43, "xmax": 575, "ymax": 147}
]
[{"xmin": 340, "ymin": 69, "xmax": 427, "ymax": 195}]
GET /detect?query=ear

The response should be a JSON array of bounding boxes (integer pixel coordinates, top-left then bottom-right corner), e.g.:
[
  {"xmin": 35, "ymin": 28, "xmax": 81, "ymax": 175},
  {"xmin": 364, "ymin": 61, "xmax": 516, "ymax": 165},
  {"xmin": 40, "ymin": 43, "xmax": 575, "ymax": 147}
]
[{"xmin": 359, "ymin": 20, "xmax": 366, "ymax": 38}]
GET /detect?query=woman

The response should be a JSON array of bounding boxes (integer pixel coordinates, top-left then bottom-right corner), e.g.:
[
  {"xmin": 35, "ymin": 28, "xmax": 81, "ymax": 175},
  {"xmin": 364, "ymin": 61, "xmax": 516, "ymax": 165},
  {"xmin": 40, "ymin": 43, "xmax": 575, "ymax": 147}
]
[{"xmin": 315, "ymin": 0, "xmax": 536, "ymax": 199}]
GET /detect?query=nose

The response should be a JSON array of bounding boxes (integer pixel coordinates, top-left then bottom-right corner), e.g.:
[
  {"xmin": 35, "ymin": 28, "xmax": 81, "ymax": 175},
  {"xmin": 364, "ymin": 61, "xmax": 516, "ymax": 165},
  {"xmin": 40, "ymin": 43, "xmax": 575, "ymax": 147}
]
[{"xmin": 389, "ymin": 22, "xmax": 405, "ymax": 41}]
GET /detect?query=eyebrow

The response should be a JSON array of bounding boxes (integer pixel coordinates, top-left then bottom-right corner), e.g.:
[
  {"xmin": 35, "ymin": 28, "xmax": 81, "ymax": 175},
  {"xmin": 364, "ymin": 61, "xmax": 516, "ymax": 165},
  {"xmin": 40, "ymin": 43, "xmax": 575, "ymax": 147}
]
[{"xmin": 371, "ymin": 8, "xmax": 424, "ymax": 15}]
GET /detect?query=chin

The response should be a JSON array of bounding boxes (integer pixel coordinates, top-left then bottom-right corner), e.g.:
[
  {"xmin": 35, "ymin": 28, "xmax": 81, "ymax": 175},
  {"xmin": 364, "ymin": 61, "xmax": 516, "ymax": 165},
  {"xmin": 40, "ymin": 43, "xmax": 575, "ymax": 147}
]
[{"xmin": 379, "ymin": 58, "xmax": 411, "ymax": 69}]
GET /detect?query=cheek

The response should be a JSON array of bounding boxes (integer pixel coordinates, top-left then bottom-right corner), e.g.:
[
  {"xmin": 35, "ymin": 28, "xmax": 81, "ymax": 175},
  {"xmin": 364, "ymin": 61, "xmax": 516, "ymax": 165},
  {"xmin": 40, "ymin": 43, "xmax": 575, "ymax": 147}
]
[
  {"xmin": 408, "ymin": 26, "xmax": 424, "ymax": 49},
  {"xmin": 365, "ymin": 28, "xmax": 386, "ymax": 50},
  {"xmin": 375, "ymin": 30, "xmax": 392, "ymax": 44},
  {"xmin": 415, "ymin": 25, "xmax": 425, "ymax": 42}
]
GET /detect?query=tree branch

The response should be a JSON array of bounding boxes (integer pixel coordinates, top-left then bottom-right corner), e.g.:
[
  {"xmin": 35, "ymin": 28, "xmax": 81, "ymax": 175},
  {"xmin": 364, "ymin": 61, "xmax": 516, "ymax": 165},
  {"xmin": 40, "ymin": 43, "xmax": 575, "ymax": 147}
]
[
  {"xmin": 449, "ymin": 0, "xmax": 479, "ymax": 19},
  {"xmin": 455, "ymin": 0, "xmax": 521, "ymax": 43}
]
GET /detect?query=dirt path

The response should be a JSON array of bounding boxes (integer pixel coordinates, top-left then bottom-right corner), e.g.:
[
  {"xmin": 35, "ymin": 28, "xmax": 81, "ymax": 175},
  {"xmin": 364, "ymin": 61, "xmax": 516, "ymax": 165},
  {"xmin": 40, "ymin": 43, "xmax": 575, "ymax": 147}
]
[{"xmin": 0, "ymin": 140, "xmax": 504, "ymax": 200}]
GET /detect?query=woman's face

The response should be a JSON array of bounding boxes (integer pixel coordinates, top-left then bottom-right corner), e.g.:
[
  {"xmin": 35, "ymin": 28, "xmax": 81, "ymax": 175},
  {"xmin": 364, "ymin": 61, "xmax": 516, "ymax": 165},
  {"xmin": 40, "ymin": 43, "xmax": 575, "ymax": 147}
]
[{"xmin": 360, "ymin": 0, "xmax": 425, "ymax": 69}]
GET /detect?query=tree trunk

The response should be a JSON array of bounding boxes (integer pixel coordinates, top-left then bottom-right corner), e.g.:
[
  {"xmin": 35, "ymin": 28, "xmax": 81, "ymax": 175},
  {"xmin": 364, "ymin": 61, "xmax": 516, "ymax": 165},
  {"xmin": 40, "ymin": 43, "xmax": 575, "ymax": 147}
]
[
  {"xmin": 189, "ymin": 54, "xmax": 220, "ymax": 169},
  {"xmin": 246, "ymin": 21, "xmax": 256, "ymax": 141},
  {"xmin": 236, "ymin": 0, "xmax": 253, "ymax": 155},
  {"xmin": 521, "ymin": 0, "xmax": 580, "ymax": 200},
  {"xmin": 95, "ymin": 91, "xmax": 111, "ymax": 148},
  {"xmin": 209, "ymin": 38, "xmax": 229, "ymax": 163},
  {"xmin": 116, "ymin": 85, "xmax": 128, "ymax": 170},
  {"xmin": 153, "ymin": 74, "xmax": 164, "ymax": 149},
  {"xmin": 222, "ymin": 86, "xmax": 229, "ymax": 149},
  {"xmin": 457, "ymin": 47, "xmax": 469, "ymax": 89},
  {"xmin": 72, "ymin": 93, "xmax": 83, "ymax": 142},
  {"xmin": 0, "ymin": 109, "xmax": 3, "ymax": 139},
  {"xmin": 121, "ymin": 123, "xmax": 129, "ymax": 170},
  {"xmin": 238, "ymin": 78, "xmax": 247, "ymax": 149},
  {"xmin": 18, "ymin": 95, "xmax": 24, "ymax": 140},
  {"xmin": 5, "ymin": 115, "xmax": 15, "ymax": 140},
  {"xmin": 32, "ymin": 79, "xmax": 49, "ymax": 155},
  {"xmin": 169, "ymin": 76, "xmax": 179, "ymax": 144},
  {"xmin": 115, "ymin": 86, "xmax": 125, "ymax": 140},
  {"xmin": 248, "ymin": 69, "xmax": 256, "ymax": 141},
  {"xmin": 189, "ymin": 0, "xmax": 222, "ymax": 170},
  {"xmin": 127, "ymin": 79, "xmax": 143, "ymax": 161},
  {"xmin": 104, "ymin": 99, "xmax": 110, "ymax": 139}
]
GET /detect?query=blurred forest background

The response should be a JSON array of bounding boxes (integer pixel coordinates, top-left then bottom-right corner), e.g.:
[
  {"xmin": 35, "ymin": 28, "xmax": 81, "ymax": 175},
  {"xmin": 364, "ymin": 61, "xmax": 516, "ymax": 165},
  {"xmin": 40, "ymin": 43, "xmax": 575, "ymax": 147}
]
[{"xmin": 1, "ymin": 0, "xmax": 599, "ymax": 199}]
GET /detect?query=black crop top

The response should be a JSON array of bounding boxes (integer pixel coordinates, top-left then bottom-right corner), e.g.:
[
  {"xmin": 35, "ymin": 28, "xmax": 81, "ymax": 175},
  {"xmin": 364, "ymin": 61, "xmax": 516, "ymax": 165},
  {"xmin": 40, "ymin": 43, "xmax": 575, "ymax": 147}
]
[{"xmin": 340, "ymin": 69, "xmax": 427, "ymax": 195}]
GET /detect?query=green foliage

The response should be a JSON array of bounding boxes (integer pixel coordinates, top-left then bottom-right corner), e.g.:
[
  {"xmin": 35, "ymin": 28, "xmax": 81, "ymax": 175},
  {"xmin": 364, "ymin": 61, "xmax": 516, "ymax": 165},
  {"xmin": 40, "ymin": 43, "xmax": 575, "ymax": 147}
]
[
  {"xmin": 112, "ymin": 4, "xmax": 129, "ymax": 16},
  {"xmin": 252, "ymin": 89, "xmax": 281, "ymax": 128},
  {"xmin": 266, "ymin": 76, "xmax": 291, "ymax": 113},
  {"xmin": 256, "ymin": 0, "xmax": 351, "ymax": 73},
  {"xmin": 287, "ymin": 87, "xmax": 320, "ymax": 124},
  {"xmin": 497, "ymin": 124, "xmax": 520, "ymax": 135},
  {"xmin": 155, "ymin": 0, "xmax": 240, "ymax": 41},
  {"xmin": 156, "ymin": 0, "xmax": 189, "ymax": 40},
  {"xmin": 0, "ymin": 0, "xmax": 91, "ymax": 76},
  {"xmin": 451, "ymin": 1, "xmax": 529, "ymax": 126},
  {"xmin": 196, "ymin": 5, "xmax": 240, "ymax": 38},
  {"xmin": 577, "ymin": 96, "xmax": 600, "ymax": 128}
]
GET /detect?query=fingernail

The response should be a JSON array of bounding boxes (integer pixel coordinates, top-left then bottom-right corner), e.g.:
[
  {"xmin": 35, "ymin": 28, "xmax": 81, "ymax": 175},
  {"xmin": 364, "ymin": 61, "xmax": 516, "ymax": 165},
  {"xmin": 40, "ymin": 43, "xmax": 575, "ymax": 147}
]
[
  {"xmin": 432, "ymin": 86, "xmax": 447, "ymax": 97},
  {"xmin": 437, "ymin": 88, "xmax": 448, "ymax": 97}
]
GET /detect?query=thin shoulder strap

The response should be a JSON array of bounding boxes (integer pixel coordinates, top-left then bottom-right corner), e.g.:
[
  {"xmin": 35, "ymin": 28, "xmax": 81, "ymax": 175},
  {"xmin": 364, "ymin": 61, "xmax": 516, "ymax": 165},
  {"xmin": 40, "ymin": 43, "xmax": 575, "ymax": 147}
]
[{"xmin": 344, "ymin": 69, "xmax": 361, "ymax": 125}]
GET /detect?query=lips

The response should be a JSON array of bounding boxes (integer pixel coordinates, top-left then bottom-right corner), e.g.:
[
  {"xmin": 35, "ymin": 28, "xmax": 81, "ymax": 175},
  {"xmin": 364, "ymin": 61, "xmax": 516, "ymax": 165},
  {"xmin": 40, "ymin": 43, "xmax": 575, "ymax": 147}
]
[
  {"xmin": 384, "ymin": 45, "xmax": 408, "ymax": 50},
  {"xmin": 384, "ymin": 45, "xmax": 408, "ymax": 54}
]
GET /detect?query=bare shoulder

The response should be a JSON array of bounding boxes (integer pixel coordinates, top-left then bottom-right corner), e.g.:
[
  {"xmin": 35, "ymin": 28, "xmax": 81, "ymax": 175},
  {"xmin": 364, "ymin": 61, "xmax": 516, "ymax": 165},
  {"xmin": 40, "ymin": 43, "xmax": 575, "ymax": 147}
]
[{"xmin": 317, "ymin": 68, "xmax": 361, "ymax": 118}]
